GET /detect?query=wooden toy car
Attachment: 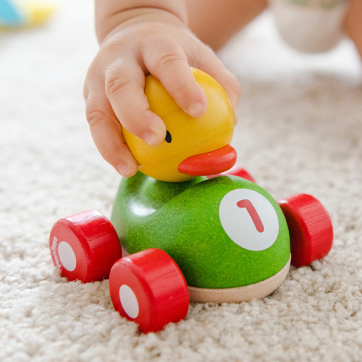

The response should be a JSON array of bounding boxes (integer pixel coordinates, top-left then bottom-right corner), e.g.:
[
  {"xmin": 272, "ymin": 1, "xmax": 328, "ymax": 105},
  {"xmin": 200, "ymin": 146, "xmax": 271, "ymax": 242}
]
[{"xmin": 49, "ymin": 69, "xmax": 333, "ymax": 333}]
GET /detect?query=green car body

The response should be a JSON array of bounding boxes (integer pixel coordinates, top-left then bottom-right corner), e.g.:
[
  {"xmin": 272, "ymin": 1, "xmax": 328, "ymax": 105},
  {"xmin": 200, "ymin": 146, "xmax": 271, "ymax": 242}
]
[{"xmin": 111, "ymin": 172, "xmax": 290, "ymax": 289}]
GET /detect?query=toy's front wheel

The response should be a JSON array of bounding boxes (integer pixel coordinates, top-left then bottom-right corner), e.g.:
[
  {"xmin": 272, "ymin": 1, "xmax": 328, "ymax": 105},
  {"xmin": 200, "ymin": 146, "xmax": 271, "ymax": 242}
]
[
  {"xmin": 109, "ymin": 248, "xmax": 189, "ymax": 333},
  {"xmin": 49, "ymin": 210, "xmax": 122, "ymax": 282}
]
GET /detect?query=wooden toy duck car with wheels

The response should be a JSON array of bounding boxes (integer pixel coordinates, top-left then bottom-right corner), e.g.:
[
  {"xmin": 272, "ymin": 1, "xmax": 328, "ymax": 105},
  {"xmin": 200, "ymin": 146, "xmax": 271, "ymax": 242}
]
[{"xmin": 49, "ymin": 69, "xmax": 333, "ymax": 333}]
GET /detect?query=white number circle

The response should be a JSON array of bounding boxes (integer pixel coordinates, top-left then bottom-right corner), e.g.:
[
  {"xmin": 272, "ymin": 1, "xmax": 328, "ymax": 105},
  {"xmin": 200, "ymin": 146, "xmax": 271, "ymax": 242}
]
[{"xmin": 219, "ymin": 189, "xmax": 279, "ymax": 251}]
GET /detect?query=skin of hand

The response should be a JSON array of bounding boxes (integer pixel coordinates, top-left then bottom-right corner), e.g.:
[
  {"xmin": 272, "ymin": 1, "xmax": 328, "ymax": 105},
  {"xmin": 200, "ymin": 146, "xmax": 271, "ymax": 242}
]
[{"xmin": 84, "ymin": 6, "xmax": 241, "ymax": 178}]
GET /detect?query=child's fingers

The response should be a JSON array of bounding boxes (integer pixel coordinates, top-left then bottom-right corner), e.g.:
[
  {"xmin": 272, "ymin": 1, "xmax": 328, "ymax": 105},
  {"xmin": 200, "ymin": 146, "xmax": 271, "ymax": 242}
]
[
  {"xmin": 141, "ymin": 38, "xmax": 208, "ymax": 118},
  {"xmin": 104, "ymin": 59, "xmax": 166, "ymax": 147},
  {"xmin": 84, "ymin": 84, "xmax": 139, "ymax": 177},
  {"xmin": 196, "ymin": 46, "xmax": 241, "ymax": 124}
]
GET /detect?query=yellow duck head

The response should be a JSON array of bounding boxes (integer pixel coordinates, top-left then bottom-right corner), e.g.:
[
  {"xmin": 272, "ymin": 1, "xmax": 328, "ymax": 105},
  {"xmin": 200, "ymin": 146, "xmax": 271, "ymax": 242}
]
[{"xmin": 123, "ymin": 68, "xmax": 236, "ymax": 182}]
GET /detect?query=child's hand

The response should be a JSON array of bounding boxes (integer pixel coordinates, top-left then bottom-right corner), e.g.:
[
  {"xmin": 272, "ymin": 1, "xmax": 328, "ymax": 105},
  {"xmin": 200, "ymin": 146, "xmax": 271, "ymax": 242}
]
[{"xmin": 84, "ymin": 8, "xmax": 241, "ymax": 177}]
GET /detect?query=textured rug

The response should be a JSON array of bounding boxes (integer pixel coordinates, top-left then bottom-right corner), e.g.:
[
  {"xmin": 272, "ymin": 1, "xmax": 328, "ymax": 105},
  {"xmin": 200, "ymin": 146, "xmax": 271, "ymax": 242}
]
[{"xmin": 1, "ymin": 1, "xmax": 362, "ymax": 361}]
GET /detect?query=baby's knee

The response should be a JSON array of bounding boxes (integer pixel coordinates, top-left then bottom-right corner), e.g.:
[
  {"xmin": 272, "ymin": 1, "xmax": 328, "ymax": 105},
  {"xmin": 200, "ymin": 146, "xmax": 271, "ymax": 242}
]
[{"xmin": 269, "ymin": 0, "xmax": 350, "ymax": 53}]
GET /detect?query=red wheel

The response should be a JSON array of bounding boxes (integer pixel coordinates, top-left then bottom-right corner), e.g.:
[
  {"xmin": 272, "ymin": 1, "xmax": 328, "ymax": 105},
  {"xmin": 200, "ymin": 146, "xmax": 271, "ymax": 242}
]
[
  {"xmin": 278, "ymin": 194, "xmax": 333, "ymax": 268},
  {"xmin": 207, "ymin": 166, "xmax": 256, "ymax": 182},
  {"xmin": 49, "ymin": 210, "xmax": 122, "ymax": 282},
  {"xmin": 109, "ymin": 248, "xmax": 189, "ymax": 333}
]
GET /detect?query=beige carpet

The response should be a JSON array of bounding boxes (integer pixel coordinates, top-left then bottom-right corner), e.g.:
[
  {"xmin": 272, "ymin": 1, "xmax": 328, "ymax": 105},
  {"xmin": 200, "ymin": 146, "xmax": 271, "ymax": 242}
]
[{"xmin": 1, "ymin": 1, "xmax": 362, "ymax": 361}]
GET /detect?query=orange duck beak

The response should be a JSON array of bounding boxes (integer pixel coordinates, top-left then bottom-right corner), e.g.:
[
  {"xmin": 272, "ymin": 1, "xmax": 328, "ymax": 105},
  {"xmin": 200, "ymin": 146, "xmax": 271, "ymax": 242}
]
[{"xmin": 178, "ymin": 145, "xmax": 237, "ymax": 176}]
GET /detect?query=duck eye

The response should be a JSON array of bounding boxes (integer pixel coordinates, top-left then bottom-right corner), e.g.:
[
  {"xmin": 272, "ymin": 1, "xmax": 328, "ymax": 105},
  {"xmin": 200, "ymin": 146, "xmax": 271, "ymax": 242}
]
[{"xmin": 165, "ymin": 130, "xmax": 172, "ymax": 143}]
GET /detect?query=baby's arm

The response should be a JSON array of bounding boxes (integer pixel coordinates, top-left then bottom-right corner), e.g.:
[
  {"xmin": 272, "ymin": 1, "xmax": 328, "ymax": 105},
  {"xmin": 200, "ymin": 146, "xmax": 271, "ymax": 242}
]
[
  {"xmin": 344, "ymin": 0, "xmax": 362, "ymax": 61},
  {"xmin": 84, "ymin": 0, "xmax": 241, "ymax": 177},
  {"xmin": 186, "ymin": 0, "xmax": 267, "ymax": 51}
]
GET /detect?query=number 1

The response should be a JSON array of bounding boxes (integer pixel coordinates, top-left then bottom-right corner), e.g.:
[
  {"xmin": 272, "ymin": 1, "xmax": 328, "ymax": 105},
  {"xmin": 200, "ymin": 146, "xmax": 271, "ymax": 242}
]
[{"xmin": 237, "ymin": 199, "xmax": 264, "ymax": 233}]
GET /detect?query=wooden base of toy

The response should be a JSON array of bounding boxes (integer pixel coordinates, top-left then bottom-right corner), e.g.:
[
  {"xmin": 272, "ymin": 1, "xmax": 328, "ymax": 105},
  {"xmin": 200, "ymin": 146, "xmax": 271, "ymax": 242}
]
[
  {"xmin": 123, "ymin": 247, "xmax": 291, "ymax": 304},
  {"xmin": 188, "ymin": 256, "xmax": 291, "ymax": 303}
]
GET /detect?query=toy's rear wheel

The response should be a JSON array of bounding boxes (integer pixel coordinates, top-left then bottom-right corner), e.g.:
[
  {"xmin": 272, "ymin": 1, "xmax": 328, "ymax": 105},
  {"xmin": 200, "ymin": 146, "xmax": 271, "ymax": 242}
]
[
  {"xmin": 49, "ymin": 210, "xmax": 122, "ymax": 282},
  {"xmin": 278, "ymin": 194, "xmax": 333, "ymax": 267},
  {"xmin": 208, "ymin": 166, "xmax": 256, "ymax": 182},
  {"xmin": 109, "ymin": 248, "xmax": 189, "ymax": 333}
]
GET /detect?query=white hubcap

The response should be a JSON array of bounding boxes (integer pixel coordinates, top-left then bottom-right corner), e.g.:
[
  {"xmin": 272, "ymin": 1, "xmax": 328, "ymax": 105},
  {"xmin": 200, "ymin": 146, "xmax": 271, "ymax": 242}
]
[
  {"xmin": 119, "ymin": 284, "xmax": 139, "ymax": 319},
  {"xmin": 58, "ymin": 241, "xmax": 77, "ymax": 271}
]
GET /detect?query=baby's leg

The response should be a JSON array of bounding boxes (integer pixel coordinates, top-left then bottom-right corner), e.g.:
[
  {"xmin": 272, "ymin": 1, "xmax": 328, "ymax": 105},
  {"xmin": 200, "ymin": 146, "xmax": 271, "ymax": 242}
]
[
  {"xmin": 186, "ymin": 0, "xmax": 268, "ymax": 51},
  {"xmin": 344, "ymin": 0, "xmax": 362, "ymax": 61}
]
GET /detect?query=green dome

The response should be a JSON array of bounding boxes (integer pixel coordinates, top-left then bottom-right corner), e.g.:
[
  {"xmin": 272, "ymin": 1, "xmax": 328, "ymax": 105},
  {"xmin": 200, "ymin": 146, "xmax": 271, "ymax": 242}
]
[{"xmin": 111, "ymin": 173, "xmax": 290, "ymax": 289}]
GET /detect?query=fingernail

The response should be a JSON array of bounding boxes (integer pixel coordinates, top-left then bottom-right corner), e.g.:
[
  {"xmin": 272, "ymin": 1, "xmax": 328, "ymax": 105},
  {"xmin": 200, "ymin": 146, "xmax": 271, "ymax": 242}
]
[
  {"xmin": 116, "ymin": 162, "xmax": 132, "ymax": 177},
  {"xmin": 188, "ymin": 101, "xmax": 207, "ymax": 118},
  {"xmin": 143, "ymin": 131, "xmax": 159, "ymax": 146}
]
